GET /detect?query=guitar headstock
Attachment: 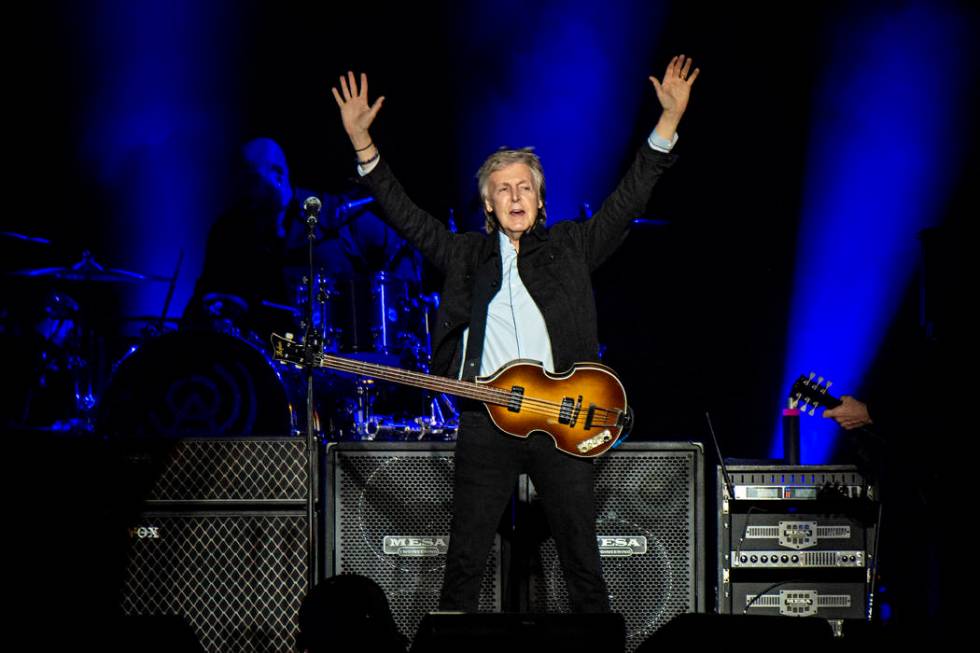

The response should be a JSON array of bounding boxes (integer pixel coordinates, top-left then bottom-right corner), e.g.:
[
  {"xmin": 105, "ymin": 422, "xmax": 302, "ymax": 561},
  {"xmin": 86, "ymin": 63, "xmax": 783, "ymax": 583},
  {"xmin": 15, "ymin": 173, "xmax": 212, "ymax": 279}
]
[
  {"xmin": 789, "ymin": 372, "xmax": 842, "ymax": 416},
  {"xmin": 270, "ymin": 332, "xmax": 309, "ymax": 366}
]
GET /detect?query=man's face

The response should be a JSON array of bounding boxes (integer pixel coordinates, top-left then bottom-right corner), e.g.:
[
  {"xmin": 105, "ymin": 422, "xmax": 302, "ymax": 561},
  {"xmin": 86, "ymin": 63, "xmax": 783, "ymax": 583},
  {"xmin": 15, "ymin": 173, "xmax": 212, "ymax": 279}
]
[
  {"xmin": 241, "ymin": 138, "xmax": 292, "ymax": 212},
  {"xmin": 485, "ymin": 163, "xmax": 542, "ymax": 242}
]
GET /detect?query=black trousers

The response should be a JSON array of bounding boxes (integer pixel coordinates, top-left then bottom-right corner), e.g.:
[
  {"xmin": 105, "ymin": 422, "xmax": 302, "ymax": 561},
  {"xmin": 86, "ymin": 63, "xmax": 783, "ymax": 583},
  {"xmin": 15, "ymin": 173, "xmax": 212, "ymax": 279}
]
[{"xmin": 439, "ymin": 409, "xmax": 609, "ymax": 612}]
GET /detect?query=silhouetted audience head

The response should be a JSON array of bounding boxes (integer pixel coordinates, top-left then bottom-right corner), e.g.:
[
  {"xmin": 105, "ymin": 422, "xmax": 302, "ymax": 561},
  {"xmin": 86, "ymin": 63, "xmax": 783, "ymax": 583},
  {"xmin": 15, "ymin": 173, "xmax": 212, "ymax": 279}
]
[{"xmin": 297, "ymin": 573, "xmax": 407, "ymax": 652}]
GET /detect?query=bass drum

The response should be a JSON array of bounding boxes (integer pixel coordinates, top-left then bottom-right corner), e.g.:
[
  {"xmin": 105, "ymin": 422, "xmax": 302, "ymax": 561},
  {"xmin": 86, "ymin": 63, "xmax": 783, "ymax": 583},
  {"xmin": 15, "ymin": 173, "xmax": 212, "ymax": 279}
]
[{"xmin": 98, "ymin": 331, "xmax": 297, "ymax": 438}]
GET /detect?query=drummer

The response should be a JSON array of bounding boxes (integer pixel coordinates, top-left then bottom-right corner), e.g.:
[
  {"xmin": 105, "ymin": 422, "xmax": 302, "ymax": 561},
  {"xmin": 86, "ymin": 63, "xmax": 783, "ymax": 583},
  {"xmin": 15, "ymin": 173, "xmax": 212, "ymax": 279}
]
[{"xmin": 183, "ymin": 137, "xmax": 422, "ymax": 346}]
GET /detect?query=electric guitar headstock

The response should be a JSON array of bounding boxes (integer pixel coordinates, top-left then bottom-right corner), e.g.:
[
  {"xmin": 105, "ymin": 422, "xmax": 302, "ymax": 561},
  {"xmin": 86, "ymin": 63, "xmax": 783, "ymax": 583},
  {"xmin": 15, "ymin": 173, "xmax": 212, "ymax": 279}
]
[
  {"xmin": 789, "ymin": 372, "xmax": 843, "ymax": 416},
  {"xmin": 270, "ymin": 332, "xmax": 312, "ymax": 367}
]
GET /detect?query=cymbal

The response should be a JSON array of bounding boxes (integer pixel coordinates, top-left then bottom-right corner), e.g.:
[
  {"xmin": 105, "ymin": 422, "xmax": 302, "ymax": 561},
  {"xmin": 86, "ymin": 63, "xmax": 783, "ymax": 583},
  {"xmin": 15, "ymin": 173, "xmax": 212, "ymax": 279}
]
[
  {"xmin": 0, "ymin": 231, "xmax": 51, "ymax": 245},
  {"xmin": 9, "ymin": 251, "xmax": 169, "ymax": 283}
]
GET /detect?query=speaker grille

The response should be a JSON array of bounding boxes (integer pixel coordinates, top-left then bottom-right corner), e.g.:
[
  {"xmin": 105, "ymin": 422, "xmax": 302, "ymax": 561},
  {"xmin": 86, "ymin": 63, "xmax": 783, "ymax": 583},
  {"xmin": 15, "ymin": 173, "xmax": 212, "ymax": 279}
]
[
  {"xmin": 130, "ymin": 438, "xmax": 308, "ymax": 503},
  {"xmin": 529, "ymin": 444, "xmax": 703, "ymax": 652},
  {"xmin": 121, "ymin": 512, "xmax": 308, "ymax": 652},
  {"xmin": 330, "ymin": 445, "xmax": 502, "ymax": 646}
]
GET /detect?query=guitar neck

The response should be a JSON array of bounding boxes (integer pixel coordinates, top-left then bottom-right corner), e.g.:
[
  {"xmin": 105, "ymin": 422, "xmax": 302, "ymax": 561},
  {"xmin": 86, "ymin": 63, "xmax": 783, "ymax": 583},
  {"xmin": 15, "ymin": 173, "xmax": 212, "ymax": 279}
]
[{"xmin": 316, "ymin": 353, "xmax": 511, "ymax": 406}]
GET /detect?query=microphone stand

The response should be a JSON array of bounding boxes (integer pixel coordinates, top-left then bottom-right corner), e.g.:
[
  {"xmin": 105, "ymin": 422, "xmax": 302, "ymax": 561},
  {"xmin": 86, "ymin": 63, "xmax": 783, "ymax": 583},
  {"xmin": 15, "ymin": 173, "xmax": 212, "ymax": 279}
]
[{"xmin": 301, "ymin": 196, "xmax": 323, "ymax": 589}]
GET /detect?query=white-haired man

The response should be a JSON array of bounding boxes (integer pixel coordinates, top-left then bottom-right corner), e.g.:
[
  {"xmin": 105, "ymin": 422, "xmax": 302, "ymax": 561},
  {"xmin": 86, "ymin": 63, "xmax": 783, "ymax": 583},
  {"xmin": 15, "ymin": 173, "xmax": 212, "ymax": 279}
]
[{"xmin": 333, "ymin": 56, "xmax": 698, "ymax": 612}]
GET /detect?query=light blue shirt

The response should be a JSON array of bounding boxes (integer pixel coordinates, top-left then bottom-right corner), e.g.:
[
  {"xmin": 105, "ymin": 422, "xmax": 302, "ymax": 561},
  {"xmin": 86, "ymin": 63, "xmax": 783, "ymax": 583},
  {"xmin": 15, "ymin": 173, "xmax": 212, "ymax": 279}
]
[
  {"xmin": 467, "ymin": 231, "xmax": 556, "ymax": 376},
  {"xmin": 648, "ymin": 130, "xmax": 677, "ymax": 153}
]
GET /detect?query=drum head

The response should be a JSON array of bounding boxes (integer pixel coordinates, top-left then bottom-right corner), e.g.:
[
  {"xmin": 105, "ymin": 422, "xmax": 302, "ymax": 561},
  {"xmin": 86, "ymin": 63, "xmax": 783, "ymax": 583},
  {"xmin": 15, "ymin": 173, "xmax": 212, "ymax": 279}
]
[{"xmin": 98, "ymin": 332, "xmax": 295, "ymax": 438}]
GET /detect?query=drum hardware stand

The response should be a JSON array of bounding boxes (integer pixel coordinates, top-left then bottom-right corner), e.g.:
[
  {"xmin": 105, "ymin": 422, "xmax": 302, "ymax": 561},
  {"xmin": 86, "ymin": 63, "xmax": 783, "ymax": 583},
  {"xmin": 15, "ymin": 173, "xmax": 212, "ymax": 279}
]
[
  {"xmin": 60, "ymin": 291, "xmax": 100, "ymax": 433},
  {"xmin": 301, "ymin": 196, "xmax": 324, "ymax": 586},
  {"xmin": 17, "ymin": 292, "xmax": 78, "ymax": 428},
  {"xmin": 353, "ymin": 378, "xmax": 378, "ymax": 440},
  {"xmin": 149, "ymin": 249, "xmax": 184, "ymax": 337},
  {"xmin": 427, "ymin": 392, "xmax": 456, "ymax": 431}
]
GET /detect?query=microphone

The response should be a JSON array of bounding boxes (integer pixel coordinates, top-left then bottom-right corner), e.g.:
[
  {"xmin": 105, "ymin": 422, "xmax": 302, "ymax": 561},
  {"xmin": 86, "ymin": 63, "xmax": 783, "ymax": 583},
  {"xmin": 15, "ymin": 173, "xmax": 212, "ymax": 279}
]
[
  {"xmin": 303, "ymin": 196, "xmax": 322, "ymax": 226},
  {"xmin": 336, "ymin": 196, "xmax": 375, "ymax": 216}
]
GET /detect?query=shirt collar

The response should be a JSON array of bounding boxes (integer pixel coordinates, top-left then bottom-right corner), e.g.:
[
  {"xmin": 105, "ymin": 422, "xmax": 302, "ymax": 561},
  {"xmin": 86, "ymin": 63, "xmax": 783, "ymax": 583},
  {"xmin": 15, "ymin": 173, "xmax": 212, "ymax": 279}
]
[
  {"xmin": 495, "ymin": 224, "xmax": 549, "ymax": 255},
  {"xmin": 498, "ymin": 230, "xmax": 518, "ymax": 261}
]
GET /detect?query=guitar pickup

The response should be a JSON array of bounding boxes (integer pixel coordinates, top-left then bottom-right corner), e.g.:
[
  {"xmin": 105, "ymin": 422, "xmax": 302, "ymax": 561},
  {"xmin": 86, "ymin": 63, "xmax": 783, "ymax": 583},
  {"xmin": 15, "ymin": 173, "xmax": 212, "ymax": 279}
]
[
  {"xmin": 558, "ymin": 397, "xmax": 575, "ymax": 424},
  {"xmin": 508, "ymin": 386, "xmax": 525, "ymax": 412}
]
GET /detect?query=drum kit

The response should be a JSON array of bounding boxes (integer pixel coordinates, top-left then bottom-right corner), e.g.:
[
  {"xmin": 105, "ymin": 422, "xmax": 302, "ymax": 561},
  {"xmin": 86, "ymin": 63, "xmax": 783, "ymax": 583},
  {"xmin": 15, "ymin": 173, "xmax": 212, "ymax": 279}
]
[
  {"xmin": 3, "ymin": 241, "xmax": 168, "ymax": 433},
  {"xmin": 3, "ymin": 231, "xmax": 458, "ymax": 442}
]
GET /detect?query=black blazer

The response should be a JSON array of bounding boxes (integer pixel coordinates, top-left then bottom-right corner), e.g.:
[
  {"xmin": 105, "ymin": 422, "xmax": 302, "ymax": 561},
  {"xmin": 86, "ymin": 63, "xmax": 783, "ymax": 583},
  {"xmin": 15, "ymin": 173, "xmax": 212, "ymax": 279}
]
[{"xmin": 359, "ymin": 145, "xmax": 677, "ymax": 378}]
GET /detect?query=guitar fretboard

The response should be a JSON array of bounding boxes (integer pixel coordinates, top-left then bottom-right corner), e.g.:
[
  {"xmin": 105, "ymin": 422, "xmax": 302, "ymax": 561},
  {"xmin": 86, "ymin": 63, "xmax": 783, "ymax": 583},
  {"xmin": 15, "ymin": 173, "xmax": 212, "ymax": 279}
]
[{"xmin": 315, "ymin": 353, "xmax": 512, "ymax": 405}]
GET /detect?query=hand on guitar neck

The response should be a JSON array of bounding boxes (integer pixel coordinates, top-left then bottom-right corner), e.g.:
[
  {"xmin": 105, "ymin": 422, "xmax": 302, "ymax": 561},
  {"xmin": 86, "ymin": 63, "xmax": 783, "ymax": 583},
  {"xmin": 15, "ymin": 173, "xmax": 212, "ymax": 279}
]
[
  {"xmin": 790, "ymin": 372, "xmax": 873, "ymax": 430},
  {"xmin": 823, "ymin": 396, "xmax": 873, "ymax": 430}
]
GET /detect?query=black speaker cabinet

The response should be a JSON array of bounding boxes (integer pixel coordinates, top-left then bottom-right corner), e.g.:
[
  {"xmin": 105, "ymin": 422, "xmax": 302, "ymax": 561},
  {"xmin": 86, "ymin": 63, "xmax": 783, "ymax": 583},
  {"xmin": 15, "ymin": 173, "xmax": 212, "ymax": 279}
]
[
  {"xmin": 122, "ymin": 510, "xmax": 309, "ymax": 651},
  {"xmin": 119, "ymin": 438, "xmax": 313, "ymax": 652},
  {"xmin": 525, "ymin": 442, "xmax": 705, "ymax": 652},
  {"xmin": 326, "ymin": 443, "xmax": 503, "ymax": 647}
]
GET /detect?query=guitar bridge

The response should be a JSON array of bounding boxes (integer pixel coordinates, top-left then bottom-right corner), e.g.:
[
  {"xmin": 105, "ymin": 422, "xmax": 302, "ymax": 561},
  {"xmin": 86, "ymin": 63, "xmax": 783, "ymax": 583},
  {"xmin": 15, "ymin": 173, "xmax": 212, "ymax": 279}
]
[{"xmin": 584, "ymin": 404, "xmax": 596, "ymax": 430}]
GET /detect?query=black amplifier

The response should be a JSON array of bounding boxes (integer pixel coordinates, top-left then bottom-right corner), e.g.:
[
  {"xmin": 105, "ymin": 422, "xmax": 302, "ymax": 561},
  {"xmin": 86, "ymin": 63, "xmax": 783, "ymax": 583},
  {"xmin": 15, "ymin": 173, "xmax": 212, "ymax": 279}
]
[
  {"xmin": 729, "ymin": 581, "xmax": 868, "ymax": 620},
  {"xmin": 717, "ymin": 465, "xmax": 878, "ymax": 622}
]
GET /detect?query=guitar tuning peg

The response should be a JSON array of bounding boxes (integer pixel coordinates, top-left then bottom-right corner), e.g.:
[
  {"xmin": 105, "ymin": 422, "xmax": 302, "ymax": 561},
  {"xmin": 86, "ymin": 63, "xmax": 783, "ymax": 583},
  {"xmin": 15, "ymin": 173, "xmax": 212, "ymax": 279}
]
[
  {"xmin": 817, "ymin": 376, "xmax": 824, "ymax": 386},
  {"xmin": 825, "ymin": 380, "xmax": 833, "ymax": 390},
  {"xmin": 285, "ymin": 333, "xmax": 295, "ymax": 341},
  {"xmin": 808, "ymin": 406, "xmax": 816, "ymax": 416},
  {"xmin": 808, "ymin": 371, "xmax": 816, "ymax": 380}
]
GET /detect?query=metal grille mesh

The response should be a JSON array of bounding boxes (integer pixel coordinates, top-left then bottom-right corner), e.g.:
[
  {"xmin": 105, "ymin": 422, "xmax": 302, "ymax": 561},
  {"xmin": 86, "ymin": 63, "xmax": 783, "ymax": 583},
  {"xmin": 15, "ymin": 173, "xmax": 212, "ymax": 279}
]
[
  {"xmin": 746, "ymin": 526, "xmax": 780, "ymax": 538},
  {"xmin": 333, "ymin": 449, "xmax": 501, "ymax": 646},
  {"xmin": 138, "ymin": 439, "xmax": 308, "ymax": 503},
  {"xmin": 530, "ymin": 450, "xmax": 697, "ymax": 652},
  {"xmin": 121, "ymin": 512, "xmax": 308, "ymax": 652}
]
